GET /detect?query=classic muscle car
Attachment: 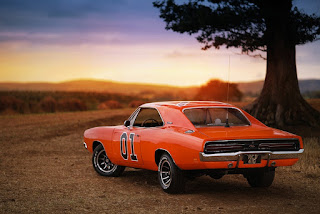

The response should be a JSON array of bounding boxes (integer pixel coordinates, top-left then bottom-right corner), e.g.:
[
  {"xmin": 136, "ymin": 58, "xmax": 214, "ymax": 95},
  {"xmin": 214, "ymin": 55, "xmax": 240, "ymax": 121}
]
[{"xmin": 83, "ymin": 101, "xmax": 303, "ymax": 193}]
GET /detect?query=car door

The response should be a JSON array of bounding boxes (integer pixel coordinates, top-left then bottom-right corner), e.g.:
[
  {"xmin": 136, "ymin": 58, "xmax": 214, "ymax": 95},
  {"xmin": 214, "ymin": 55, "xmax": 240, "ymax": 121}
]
[
  {"xmin": 112, "ymin": 107, "xmax": 165, "ymax": 167},
  {"xmin": 111, "ymin": 109, "xmax": 143, "ymax": 167},
  {"xmin": 132, "ymin": 107, "xmax": 164, "ymax": 169},
  {"xmin": 112, "ymin": 127, "xmax": 142, "ymax": 166}
]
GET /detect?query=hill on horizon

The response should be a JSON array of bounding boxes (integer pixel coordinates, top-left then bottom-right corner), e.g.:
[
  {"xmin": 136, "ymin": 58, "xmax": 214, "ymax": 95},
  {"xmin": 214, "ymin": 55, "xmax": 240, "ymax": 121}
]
[
  {"xmin": 0, "ymin": 79, "xmax": 319, "ymax": 98},
  {"xmin": 0, "ymin": 79, "xmax": 199, "ymax": 100},
  {"xmin": 237, "ymin": 79, "xmax": 320, "ymax": 95}
]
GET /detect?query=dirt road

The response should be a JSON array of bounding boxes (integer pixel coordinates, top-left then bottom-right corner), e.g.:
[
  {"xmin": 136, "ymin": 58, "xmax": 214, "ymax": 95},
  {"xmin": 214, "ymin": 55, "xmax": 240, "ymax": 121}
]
[{"xmin": 1, "ymin": 109, "xmax": 319, "ymax": 213}]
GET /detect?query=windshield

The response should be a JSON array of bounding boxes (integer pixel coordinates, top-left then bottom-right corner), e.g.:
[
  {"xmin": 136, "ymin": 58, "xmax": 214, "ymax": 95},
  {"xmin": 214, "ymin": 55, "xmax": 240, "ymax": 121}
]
[{"xmin": 183, "ymin": 107, "xmax": 250, "ymax": 127}]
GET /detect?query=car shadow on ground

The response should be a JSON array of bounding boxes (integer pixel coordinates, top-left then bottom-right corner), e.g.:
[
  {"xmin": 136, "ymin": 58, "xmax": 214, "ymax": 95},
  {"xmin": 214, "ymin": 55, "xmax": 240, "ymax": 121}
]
[
  {"xmin": 118, "ymin": 168, "xmax": 297, "ymax": 200},
  {"xmin": 120, "ymin": 169, "xmax": 159, "ymax": 187}
]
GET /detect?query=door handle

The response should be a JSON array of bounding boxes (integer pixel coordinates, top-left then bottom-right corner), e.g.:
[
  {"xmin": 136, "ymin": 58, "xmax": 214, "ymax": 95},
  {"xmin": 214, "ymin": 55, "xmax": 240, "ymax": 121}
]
[{"xmin": 135, "ymin": 134, "xmax": 140, "ymax": 137}]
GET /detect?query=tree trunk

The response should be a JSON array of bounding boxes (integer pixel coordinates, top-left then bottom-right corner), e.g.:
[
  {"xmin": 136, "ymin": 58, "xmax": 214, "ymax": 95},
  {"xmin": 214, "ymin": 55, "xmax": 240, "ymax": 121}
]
[{"xmin": 245, "ymin": 0, "xmax": 320, "ymax": 128}]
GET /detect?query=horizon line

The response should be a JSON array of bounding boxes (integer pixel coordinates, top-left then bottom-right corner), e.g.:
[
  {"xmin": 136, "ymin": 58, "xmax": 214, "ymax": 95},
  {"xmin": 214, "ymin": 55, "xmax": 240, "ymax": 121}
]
[{"xmin": 0, "ymin": 77, "xmax": 319, "ymax": 87}]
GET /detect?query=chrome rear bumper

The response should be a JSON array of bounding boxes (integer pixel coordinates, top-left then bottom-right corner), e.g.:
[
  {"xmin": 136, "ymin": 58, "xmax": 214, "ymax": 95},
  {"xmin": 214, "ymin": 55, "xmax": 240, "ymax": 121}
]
[{"xmin": 199, "ymin": 149, "xmax": 304, "ymax": 162}]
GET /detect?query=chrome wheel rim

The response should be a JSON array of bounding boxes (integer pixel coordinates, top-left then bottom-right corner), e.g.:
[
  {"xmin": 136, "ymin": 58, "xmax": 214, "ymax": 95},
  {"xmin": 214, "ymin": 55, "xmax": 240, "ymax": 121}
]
[
  {"xmin": 96, "ymin": 150, "xmax": 116, "ymax": 173},
  {"xmin": 160, "ymin": 159, "xmax": 172, "ymax": 188}
]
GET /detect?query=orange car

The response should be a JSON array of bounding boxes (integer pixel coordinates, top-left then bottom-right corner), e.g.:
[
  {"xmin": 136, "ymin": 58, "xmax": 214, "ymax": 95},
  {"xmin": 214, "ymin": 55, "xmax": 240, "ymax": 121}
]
[{"xmin": 83, "ymin": 101, "xmax": 303, "ymax": 193}]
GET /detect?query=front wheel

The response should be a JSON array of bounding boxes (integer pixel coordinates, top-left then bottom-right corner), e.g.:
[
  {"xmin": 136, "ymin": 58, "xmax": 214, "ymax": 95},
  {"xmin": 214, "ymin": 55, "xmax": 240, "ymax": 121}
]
[
  {"xmin": 158, "ymin": 154, "xmax": 185, "ymax": 194},
  {"xmin": 246, "ymin": 168, "xmax": 275, "ymax": 187},
  {"xmin": 92, "ymin": 144, "xmax": 125, "ymax": 177}
]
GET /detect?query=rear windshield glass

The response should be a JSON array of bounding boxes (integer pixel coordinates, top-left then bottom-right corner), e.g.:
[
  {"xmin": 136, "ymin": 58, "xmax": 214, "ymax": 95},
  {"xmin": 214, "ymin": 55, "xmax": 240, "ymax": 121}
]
[{"xmin": 183, "ymin": 108, "xmax": 250, "ymax": 127}]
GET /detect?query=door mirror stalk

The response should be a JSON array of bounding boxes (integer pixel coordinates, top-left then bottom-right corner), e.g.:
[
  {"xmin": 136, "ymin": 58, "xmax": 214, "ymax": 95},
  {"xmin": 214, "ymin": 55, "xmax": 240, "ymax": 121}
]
[{"xmin": 124, "ymin": 120, "xmax": 130, "ymax": 127}]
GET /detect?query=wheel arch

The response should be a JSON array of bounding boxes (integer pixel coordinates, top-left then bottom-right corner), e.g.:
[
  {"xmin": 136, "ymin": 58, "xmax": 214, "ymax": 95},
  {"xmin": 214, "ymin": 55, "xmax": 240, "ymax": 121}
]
[
  {"xmin": 155, "ymin": 149, "xmax": 176, "ymax": 166},
  {"xmin": 92, "ymin": 140, "xmax": 105, "ymax": 152}
]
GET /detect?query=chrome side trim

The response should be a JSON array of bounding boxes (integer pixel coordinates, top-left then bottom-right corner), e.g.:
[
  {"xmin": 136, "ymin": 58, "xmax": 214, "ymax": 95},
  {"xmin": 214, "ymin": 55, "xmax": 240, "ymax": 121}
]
[
  {"xmin": 127, "ymin": 107, "xmax": 140, "ymax": 121},
  {"xmin": 129, "ymin": 108, "xmax": 141, "ymax": 127},
  {"xmin": 199, "ymin": 149, "xmax": 304, "ymax": 162}
]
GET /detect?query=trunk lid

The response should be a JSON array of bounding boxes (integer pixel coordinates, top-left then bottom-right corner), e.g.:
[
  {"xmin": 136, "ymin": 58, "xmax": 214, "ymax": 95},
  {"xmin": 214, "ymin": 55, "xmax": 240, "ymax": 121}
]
[{"xmin": 196, "ymin": 124, "xmax": 296, "ymax": 141}]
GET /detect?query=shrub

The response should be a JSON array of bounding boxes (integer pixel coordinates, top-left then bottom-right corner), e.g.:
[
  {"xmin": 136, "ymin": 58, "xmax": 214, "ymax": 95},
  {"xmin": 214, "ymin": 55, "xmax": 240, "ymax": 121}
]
[
  {"xmin": 40, "ymin": 96, "xmax": 57, "ymax": 113},
  {"xmin": 57, "ymin": 98, "xmax": 87, "ymax": 112},
  {"xmin": 98, "ymin": 100, "xmax": 122, "ymax": 109},
  {"xmin": 0, "ymin": 95, "xmax": 26, "ymax": 113},
  {"xmin": 195, "ymin": 79, "xmax": 243, "ymax": 102},
  {"xmin": 0, "ymin": 91, "xmax": 147, "ymax": 114},
  {"xmin": 129, "ymin": 100, "xmax": 145, "ymax": 108}
]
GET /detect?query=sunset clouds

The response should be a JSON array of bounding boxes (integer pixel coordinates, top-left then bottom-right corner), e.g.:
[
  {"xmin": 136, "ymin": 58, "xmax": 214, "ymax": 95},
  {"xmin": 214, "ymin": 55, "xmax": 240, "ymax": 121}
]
[{"xmin": 0, "ymin": 0, "xmax": 319, "ymax": 86}]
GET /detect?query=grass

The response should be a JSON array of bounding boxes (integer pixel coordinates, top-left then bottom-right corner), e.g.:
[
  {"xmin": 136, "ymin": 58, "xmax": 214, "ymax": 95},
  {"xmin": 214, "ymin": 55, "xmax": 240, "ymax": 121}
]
[{"xmin": 286, "ymin": 137, "xmax": 320, "ymax": 177}]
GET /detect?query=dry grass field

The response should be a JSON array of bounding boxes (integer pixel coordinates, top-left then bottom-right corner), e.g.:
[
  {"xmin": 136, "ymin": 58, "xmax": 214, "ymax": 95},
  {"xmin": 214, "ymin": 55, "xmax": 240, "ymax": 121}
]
[
  {"xmin": 285, "ymin": 138, "xmax": 320, "ymax": 176},
  {"xmin": 0, "ymin": 108, "xmax": 320, "ymax": 213}
]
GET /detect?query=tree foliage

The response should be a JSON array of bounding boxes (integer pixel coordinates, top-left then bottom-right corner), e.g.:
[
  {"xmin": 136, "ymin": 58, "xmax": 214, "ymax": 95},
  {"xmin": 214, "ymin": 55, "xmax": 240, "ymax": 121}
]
[
  {"xmin": 154, "ymin": 0, "xmax": 320, "ymax": 57},
  {"xmin": 195, "ymin": 79, "xmax": 242, "ymax": 101},
  {"xmin": 154, "ymin": 0, "xmax": 320, "ymax": 128}
]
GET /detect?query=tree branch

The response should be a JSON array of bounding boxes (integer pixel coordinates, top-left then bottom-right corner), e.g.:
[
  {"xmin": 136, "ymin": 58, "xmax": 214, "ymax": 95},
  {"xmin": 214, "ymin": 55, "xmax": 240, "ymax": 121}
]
[{"xmin": 235, "ymin": 51, "xmax": 266, "ymax": 60}]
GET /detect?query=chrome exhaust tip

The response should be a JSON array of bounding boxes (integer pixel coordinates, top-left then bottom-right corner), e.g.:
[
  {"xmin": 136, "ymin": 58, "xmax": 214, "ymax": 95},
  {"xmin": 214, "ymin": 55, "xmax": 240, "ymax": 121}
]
[{"xmin": 83, "ymin": 142, "xmax": 88, "ymax": 149}]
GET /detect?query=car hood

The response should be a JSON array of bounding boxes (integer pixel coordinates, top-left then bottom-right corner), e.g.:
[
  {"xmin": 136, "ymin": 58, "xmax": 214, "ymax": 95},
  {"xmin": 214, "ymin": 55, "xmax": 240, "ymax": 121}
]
[{"xmin": 196, "ymin": 124, "xmax": 297, "ymax": 140}]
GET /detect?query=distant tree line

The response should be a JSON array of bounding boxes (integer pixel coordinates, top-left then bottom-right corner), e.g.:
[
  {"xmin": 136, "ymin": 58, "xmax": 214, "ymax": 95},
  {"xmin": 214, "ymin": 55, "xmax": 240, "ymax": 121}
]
[
  {"xmin": 301, "ymin": 91, "xmax": 320, "ymax": 99},
  {"xmin": 242, "ymin": 90, "xmax": 320, "ymax": 99},
  {"xmin": 0, "ymin": 80, "xmax": 246, "ymax": 115},
  {"xmin": 0, "ymin": 91, "xmax": 147, "ymax": 114}
]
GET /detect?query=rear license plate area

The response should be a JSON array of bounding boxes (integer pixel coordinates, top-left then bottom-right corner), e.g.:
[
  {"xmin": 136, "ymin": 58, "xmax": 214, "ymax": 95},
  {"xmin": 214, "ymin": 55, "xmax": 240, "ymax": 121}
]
[{"xmin": 243, "ymin": 154, "xmax": 261, "ymax": 164}]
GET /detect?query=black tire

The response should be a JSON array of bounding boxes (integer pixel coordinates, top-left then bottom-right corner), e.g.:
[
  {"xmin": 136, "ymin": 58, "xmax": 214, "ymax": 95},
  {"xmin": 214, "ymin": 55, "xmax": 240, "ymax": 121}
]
[
  {"xmin": 92, "ymin": 144, "xmax": 125, "ymax": 177},
  {"xmin": 158, "ymin": 153, "xmax": 185, "ymax": 194},
  {"xmin": 246, "ymin": 168, "xmax": 275, "ymax": 187}
]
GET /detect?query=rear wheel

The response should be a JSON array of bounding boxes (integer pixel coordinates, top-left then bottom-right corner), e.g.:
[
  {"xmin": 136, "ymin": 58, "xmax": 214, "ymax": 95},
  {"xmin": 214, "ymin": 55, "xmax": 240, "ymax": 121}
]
[
  {"xmin": 246, "ymin": 168, "xmax": 275, "ymax": 187},
  {"xmin": 158, "ymin": 154, "xmax": 185, "ymax": 194},
  {"xmin": 92, "ymin": 144, "xmax": 125, "ymax": 177}
]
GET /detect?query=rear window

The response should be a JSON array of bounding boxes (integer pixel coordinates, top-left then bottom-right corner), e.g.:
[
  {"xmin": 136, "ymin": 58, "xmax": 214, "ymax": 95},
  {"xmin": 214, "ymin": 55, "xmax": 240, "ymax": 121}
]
[{"xmin": 183, "ymin": 107, "xmax": 250, "ymax": 127}]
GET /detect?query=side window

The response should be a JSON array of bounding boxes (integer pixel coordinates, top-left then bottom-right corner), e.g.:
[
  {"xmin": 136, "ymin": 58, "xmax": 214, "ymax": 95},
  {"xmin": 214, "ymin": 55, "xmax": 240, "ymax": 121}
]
[{"xmin": 133, "ymin": 108, "xmax": 163, "ymax": 127}]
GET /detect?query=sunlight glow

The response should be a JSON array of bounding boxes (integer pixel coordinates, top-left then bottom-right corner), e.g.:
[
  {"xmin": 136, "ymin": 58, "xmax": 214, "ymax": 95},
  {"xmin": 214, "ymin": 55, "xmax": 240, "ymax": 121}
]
[{"xmin": 0, "ymin": 41, "xmax": 270, "ymax": 86}]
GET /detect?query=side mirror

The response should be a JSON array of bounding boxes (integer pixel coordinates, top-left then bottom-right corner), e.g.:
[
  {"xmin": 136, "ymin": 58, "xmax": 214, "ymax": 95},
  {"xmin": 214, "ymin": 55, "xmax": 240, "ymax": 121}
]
[{"xmin": 124, "ymin": 120, "xmax": 130, "ymax": 127}]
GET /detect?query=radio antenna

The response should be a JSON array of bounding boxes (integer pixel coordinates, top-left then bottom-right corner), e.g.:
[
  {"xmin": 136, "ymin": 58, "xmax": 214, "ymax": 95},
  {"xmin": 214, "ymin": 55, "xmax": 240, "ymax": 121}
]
[
  {"xmin": 227, "ymin": 55, "xmax": 230, "ymax": 103},
  {"xmin": 225, "ymin": 55, "xmax": 230, "ymax": 128}
]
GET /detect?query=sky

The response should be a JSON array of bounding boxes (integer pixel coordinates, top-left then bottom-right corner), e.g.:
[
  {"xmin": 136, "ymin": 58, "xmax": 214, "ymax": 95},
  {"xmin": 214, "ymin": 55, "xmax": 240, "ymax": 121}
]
[{"xmin": 0, "ymin": 0, "xmax": 319, "ymax": 86}]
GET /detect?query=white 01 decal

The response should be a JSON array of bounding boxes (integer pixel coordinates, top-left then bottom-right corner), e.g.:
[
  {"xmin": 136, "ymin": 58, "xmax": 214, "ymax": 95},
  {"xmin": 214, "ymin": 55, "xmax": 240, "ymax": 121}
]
[{"xmin": 120, "ymin": 132, "xmax": 138, "ymax": 161}]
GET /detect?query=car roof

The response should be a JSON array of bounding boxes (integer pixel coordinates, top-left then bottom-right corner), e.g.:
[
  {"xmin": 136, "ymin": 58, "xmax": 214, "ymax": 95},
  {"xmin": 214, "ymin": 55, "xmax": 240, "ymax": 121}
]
[
  {"xmin": 140, "ymin": 101, "xmax": 234, "ymax": 110},
  {"xmin": 138, "ymin": 101, "xmax": 246, "ymax": 129}
]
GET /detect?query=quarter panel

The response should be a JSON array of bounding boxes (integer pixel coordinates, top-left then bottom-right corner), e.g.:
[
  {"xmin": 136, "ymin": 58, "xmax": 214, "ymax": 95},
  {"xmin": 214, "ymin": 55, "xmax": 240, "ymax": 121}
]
[
  {"xmin": 84, "ymin": 126, "xmax": 119, "ymax": 163},
  {"xmin": 139, "ymin": 126, "xmax": 205, "ymax": 171}
]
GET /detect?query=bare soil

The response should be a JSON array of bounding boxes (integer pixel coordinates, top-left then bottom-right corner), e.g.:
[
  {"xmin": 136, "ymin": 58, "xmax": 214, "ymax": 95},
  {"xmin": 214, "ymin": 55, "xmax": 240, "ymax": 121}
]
[{"xmin": 1, "ymin": 109, "xmax": 320, "ymax": 214}]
